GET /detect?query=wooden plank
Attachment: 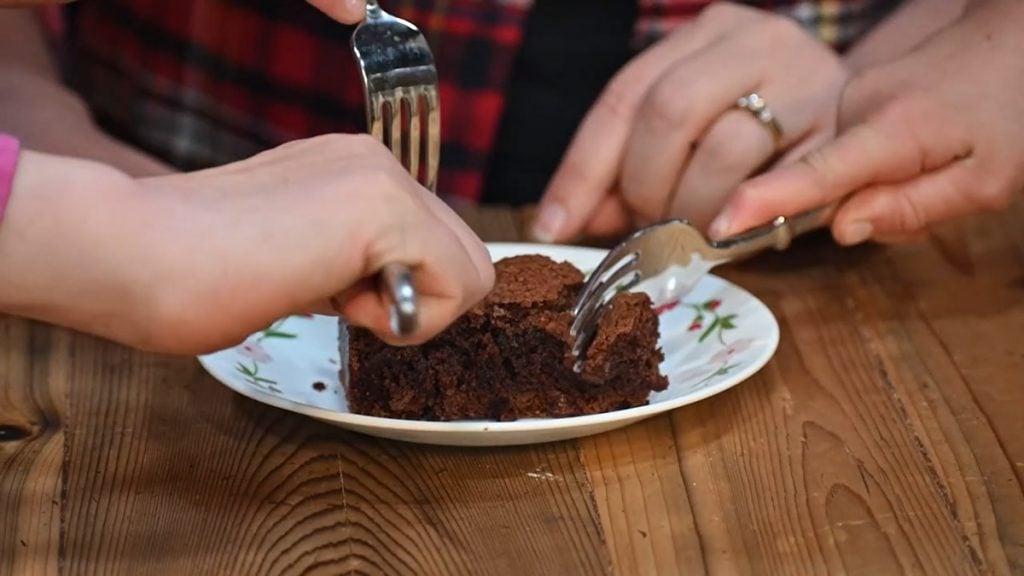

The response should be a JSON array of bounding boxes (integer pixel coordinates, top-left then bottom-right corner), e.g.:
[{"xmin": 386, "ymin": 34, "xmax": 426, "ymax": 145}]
[
  {"xmin": 579, "ymin": 416, "xmax": 706, "ymax": 575},
  {"xmin": 61, "ymin": 347, "xmax": 611, "ymax": 575},
  {"xmin": 2, "ymin": 201, "xmax": 1021, "ymax": 575},
  {"xmin": 578, "ymin": 206, "xmax": 1024, "ymax": 576},
  {"xmin": 672, "ymin": 240, "xmax": 1019, "ymax": 575},
  {"xmin": 869, "ymin": 213, "xmax": 1024, "ymax": 572},
  {"xmin": 0, "ymin": 318, "xmax": 67, "ymax": 576}
]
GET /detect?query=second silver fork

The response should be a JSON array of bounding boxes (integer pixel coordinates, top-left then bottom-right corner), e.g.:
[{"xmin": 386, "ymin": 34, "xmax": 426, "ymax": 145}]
[
  {"xmin": 569, "ymin": 208, "xmax": 831, "ymax": 371},
  {"xmin": 351, "ymin": 0, "xmax": 441, "ymax": 335}
]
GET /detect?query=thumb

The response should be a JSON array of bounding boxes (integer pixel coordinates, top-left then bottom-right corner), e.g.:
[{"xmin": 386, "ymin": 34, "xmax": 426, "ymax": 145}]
[
  {"xmin": 307, "ymin": 0, "xmax": 366, "ymax": 24},
  {"xmin": 829, "ymin": 160, "xmax": 997, "ymax": 245},
  {"xmin": 708, "ymin": 98, "xmax": 968, "ymax": 240}
]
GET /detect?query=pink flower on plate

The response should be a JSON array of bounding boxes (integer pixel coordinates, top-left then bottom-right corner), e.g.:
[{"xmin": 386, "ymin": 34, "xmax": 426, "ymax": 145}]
[
  {"xmin": 675, "ymin": 365, "xmax": 714, "ymax": 383},
  {"xmin": 653, "ymin": 300, "xmax": 680, "ymax": 315},
  {"xmin": 711, "ymin": 338, "xmax": 753, "ymax": 364},
  {"xmin": 237, "ymin": 340, "xmax": 272, "ymax": 363}
]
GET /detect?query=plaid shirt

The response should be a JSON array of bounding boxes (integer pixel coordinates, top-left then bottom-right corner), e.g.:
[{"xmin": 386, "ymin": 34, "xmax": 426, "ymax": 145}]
[{"xmin": 58, "ymin": 0, "xmax": 898, "ymax": 203}]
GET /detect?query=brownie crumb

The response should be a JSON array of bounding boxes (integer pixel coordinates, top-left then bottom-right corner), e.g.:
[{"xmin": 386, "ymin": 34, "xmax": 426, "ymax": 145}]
[{"xmin": 312, "ymin": 381, "xmax": 326, "ymax": 392}]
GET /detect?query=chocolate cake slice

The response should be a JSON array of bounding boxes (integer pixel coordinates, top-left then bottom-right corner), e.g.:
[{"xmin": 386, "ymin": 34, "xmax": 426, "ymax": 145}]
[{"xmin": 343, "ymin": 255, "xmax": 668, "ymax": 421}]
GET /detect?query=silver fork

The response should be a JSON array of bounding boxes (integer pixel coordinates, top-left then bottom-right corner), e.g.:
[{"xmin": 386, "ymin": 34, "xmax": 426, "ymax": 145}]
[
  {"xmin": 569, "ymin": 208, "xmax": 831, "ymax": 371},
  {"xmin": 350, "ymin": 0, "xmax": 441, "ymax": 335}
]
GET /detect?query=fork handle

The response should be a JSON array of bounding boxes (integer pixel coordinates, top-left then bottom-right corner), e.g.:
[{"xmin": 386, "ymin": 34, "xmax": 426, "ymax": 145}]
[
  {"xmin": 381, "ymin": 263, "xmax": 418, "ymax": 337},
  {"xmin": 711, "ymin": 206, "xmax": 833, "ymax": 259}
]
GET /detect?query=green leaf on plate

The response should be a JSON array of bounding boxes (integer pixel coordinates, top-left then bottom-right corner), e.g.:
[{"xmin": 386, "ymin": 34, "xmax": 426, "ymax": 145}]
[{"xmin": 698, "ymin": 317, "xmax": 719, "ymax": 343}]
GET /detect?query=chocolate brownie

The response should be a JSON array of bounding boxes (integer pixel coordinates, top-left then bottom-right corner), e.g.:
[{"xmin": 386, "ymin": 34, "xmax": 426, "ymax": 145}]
[{"xmin": 343, "ymin": 255, "xmax": 668, "ymax": 421}]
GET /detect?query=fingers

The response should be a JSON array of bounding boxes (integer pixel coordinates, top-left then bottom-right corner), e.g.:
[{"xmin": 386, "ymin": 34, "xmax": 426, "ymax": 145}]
[
  {"xmin": 667, "ymin": 108, "xmax": 776, "ymax": 230},
  {"xmin": 534, "ymin": 22, "xmax": 716, "ymax": 242},
  {"xmin": 306, "ymin": 0, "xmax": 366, "ymax": 24},
  {"xmin": 706, "ymin": 128, "xmax": 885, "ymax": 240},
  {"xmin": 412, "ymin": 190, "xmax": 495, "ymax": 291},
  {"xmin": 265, "ymin": 138, "xmax": 493, "ymax": 345},
  {"xmin": 619, "ymin": 37, "xmax": 770, "ymax": 223},
  {"xmin": 336, "ymin": 218, "xmax": 490, "ymax": 345},
  {"xmin": 709, "ymin": 98, "xmax": 972, "ymax": 239},
  {"xmin": 829, "ymin": 160, "xmax": 977, "ymax": 245},
  {"xmin": 349, "ymin": 186, "xmax": 494, "ymax": 344},
  {"xmin": 582, "ymin": 194, "xmax": 633, "ymax": 240},
  {"xmin": 537, "ymin": 4, "xmax": 842, "ymax": 243}
]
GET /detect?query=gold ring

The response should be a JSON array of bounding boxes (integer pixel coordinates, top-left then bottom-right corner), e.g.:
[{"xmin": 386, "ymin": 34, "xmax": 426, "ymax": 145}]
[{"xmin": 736, "ymin": 92, "xmax": 783, "ymax": 147}]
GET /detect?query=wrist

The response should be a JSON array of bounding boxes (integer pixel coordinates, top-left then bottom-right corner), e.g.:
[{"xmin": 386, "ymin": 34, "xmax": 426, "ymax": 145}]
[{"xmin": 0, "ymin": 150, "xmax": 158, "ymax": 345}]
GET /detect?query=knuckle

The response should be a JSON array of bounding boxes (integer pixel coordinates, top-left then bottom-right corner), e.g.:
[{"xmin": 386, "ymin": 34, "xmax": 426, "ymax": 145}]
[
  {"xmin": 700, "ymin": 2, "xmax": 749, "ymax": 23},
  {"xmin": 319, "ymin": 132, "xmax": 359, "ymax": 151},
  {"xmin": 873, "ymin": 93, "xmax": 935, "ymax": 136},
  {"xmin": 350, "ymin": 132, "xmax": 389, "ymax": 156},
  {"xmin": 799, "ymin": 147, "xmax": 841, "ymax": 201},
  {"xmin": 596, "ymin": 73, "xmax": 641, "ymax": 123},
  {"xmin": 892, "ymin": 191, "xmax": 927, "ymax": 233},
  {"xmin": 973, "ymin": 176, "xmax": 1013, "ymax": 212},
  {"xmin": 875, "ymin": 96, "xmax": 916, "ymax": 125},
  {"xmin": 756, "ymin": 11, "xmax": 800, "ymax": 42},
  {"xmin": 301, "ymin": 132, "xmax": 385, "ymax": 161},
  {"xmin": 646, "ymin": 79, "xmax": 694, "ymax": 126},
  {"xmin": 698, "ymin": 123, "xmax": 751, "ymax": 174},
  {"xmin": 698, "ymin": 2, "xmax": 729, "ymax": 20},
  {"xmin": 359, "ymin": 172, "xmax": 421, "ymax": 229},
  {"xmin": 846, "ymin": 68, "xmax": 886, "ymax": 102}
]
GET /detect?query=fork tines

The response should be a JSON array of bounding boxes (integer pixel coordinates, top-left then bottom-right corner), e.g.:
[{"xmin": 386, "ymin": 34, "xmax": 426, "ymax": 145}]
[
  {"xmin": 367, "ymin": 86, "xmax": 439, "ymax": 191},
  {"xmin": 569, "ymin": 246, "xmax": 642, "ymax": 371},
  {"xmin": 352, "ymin": 4, "xmax": 440, "ymax": 192}
]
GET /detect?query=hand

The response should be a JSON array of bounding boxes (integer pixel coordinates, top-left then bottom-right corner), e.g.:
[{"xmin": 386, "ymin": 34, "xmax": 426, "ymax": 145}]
[
  {"xmin": 709, "ymin": 1, "xmax": 1024, "ymax": 245},
  {"xmin": 0, "ymin": 135, "xmax": 494, "ymax": 354},
  {"xmin": 306, "ymin": 0, "xmax": 367, "ymax": 24},
  {"xmin": 534, "ymin": 2, "xmax": 849, "ymax": 242}
]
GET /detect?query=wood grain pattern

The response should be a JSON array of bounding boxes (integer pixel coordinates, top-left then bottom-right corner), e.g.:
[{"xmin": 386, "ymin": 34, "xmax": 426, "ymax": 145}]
[
  {"xmin": 0, "ymin": 203, "xmax": 1022, "ymax": 575},
  {"xmin": 0, "ymin": 320, "xmax": 67, "ymax": 576},
  {"xmin": 575, "ymin": 208, "xmax": 1024, "ymax": 576},
  {"xmin": 61, "ymin": 353, "xmax": 610, "ymax": 576}
]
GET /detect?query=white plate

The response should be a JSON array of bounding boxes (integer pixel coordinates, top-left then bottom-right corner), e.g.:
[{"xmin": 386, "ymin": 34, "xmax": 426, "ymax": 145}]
[{"xmin": 198, "ymin": 243, "xmax": 779, "ymax": 446}]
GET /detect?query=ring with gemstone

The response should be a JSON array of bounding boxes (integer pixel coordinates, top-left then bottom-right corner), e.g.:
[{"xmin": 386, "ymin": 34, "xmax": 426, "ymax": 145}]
[{"xmin": 736, "ymin": 92, "xmax": 783, "ymax": 147}]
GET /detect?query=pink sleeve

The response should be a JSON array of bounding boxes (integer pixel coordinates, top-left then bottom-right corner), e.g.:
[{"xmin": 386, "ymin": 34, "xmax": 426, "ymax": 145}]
[{"xmin": 0, "ymin": 134, "xmax": 22, "ymax": 225}]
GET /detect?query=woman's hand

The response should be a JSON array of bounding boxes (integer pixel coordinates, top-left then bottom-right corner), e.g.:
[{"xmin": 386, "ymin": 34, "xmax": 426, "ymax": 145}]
[
  {"xmin": 708, "ymin": 0, "xmax": 1024, "ymax": 245},
  {"xmin": 534, "ymin": 2, "xmax": 849, "ymax": 242},
  {"xmin": 0, "ymin": 135, "xmax": 494, "ymax": 354}
]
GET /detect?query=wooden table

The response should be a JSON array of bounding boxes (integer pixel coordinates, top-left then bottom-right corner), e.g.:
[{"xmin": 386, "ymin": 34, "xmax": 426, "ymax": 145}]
[{"xmin": 2, "ymin": 204, "xmax": 1022, "ymax": 575}]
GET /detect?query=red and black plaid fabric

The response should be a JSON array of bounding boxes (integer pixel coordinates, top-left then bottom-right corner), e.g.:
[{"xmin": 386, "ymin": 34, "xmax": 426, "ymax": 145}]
[{"xmin": 57, "ymin": 0, "xmax": 898, "ymax": 203}]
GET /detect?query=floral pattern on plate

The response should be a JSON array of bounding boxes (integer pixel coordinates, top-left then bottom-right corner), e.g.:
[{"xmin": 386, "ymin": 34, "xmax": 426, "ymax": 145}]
[{"xmin": 197, "ymin": 243, "xmax": 779, "ymax": 446}]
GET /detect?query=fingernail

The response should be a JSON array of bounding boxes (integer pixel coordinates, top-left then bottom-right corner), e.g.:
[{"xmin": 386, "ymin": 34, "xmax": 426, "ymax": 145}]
[
  {"xmin": 531, "ymin": 203, "xmax": 566, "ymax": 243},
  {"xmin": 708, "ymin": 209, "xmax": 732, "ymax": 240},
  {"xmin": 840, "ymin": 221, "xmax": 873, "ymax": 245}
]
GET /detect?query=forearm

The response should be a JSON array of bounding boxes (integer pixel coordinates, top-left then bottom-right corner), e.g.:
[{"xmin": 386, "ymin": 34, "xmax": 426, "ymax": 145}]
[
  {"xmin": 0, "ymin": 8, "xmax": 172, "ymax": 176},
  {"xmin": 0, "ymin": 150, "xmax": 161, "ymax": 343},
  {"xmin": 843, "ymin": 0, "xmax": 967, "ymax": 72}
]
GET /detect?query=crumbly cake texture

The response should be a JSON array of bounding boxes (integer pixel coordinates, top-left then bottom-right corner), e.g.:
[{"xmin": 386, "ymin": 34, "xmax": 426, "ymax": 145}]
[{"xmin": 344, "ymin": 255, "xmax": 668, "ymax": 421}]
